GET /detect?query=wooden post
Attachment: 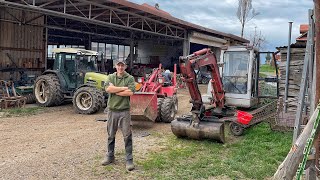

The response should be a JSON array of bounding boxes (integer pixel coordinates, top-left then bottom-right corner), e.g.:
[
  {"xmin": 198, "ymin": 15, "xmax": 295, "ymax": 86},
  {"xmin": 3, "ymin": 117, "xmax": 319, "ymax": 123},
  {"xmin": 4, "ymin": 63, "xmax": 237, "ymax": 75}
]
[
  {"xmin": 313, "ymin": 0, "xmax": 320, "ymax": 175},
  {"xmin": 314, "ymin": 0, "xmax": 320, "ymax": 125},
  {"xmin": 273, "ymin": 107, "xmax": 319, "ymax": 179}
]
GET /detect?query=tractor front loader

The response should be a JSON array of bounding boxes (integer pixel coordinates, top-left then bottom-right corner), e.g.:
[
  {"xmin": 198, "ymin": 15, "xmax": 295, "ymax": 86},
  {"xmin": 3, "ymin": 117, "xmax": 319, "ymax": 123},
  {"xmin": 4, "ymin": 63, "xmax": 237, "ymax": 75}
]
[{"xmin": 130, "ymin": 64, "xmax": 178, "ymax": 123}]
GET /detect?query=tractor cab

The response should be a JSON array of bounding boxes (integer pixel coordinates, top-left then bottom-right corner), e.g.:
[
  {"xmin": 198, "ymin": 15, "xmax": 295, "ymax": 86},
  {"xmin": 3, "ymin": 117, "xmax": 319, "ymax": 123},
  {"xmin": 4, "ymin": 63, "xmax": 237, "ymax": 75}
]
[{"xmin": 52, "ymin": 48, "xmax": 99, "ymax": 90}]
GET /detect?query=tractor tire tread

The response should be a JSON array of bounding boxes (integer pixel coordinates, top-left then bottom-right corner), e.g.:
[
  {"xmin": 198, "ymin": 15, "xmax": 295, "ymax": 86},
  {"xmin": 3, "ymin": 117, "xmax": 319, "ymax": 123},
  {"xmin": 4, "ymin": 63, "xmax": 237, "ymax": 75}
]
[
  {"xmin": 156, "ymin": 98, "xmax": 164, "ymax": 122},
  {"xmin": 161, "ymin": 97, "xmax": 175, "ymax": 123},
  {"xmin": 73, "ymin": 86, "xmax": 103, "ymax": 114},
  {"xmin": 34, "ymin": 74, "xmax": 64, "ymax": 107}
]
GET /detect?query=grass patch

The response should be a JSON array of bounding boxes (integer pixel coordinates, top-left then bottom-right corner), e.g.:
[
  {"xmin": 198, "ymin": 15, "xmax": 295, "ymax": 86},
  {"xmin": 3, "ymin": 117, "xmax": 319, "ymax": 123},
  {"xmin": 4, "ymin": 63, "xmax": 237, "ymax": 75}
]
[
  {"xmin": 138, "ymin": 123, "xmax": 292, "ymax": 179},
  {"xmin": 260, "ymin": 64, "xmax": 277, "ymax": 73},
  {"xmin": 0, "ymin": 107, "xmax": 45, "ymax": 117}
]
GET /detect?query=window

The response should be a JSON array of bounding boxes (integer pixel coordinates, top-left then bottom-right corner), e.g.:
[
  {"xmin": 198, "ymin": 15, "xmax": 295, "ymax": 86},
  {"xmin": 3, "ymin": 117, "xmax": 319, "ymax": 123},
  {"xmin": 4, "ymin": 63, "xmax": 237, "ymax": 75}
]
[
  {"xmin": 125, "ymin": 46, "xmax": 130, "ymax": 59},
  {"xmin": 106, "ymin": 44, "xmax": 112, "ymax": 59},
  {"xmin": 98, "ymin": 43, "xmax": 106, "ymax": 54},
  {"xmin": 222, "ymin": 51, "xmax": 249, "ymax": 94},
  {"xmin": 47, "ymin": 45, "xmax": 57, "ymax": 59},
  {"xmin": 119, "ymin": 45, "xmax": 125, "ymax": 60},
  {"xmin": 111, "ymin": 44, "xmax": 118, "ymax": 60},
  {"xmin": 91, "ymin": 42, "xmax": 98, "ymax": 52}
]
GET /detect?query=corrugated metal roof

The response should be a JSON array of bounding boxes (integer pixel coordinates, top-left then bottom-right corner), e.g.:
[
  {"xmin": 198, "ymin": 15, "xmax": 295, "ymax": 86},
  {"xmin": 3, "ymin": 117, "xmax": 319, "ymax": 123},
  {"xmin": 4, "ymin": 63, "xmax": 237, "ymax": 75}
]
[{"xmin": 110, "ymin": 0, "xmax": 249, "ymax": 43}]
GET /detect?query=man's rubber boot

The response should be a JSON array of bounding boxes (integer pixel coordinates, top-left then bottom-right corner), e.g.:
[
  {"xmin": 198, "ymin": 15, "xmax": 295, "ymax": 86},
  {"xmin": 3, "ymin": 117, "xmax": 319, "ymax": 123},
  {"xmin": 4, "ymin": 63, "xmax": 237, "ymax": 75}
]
[
  {"xmin": 101, "ymin": 156, "xmax": 115, "ymax": 166},
  {"xmin": 126, "ymin": 159, "xmax": 135, "ymax": 171}
]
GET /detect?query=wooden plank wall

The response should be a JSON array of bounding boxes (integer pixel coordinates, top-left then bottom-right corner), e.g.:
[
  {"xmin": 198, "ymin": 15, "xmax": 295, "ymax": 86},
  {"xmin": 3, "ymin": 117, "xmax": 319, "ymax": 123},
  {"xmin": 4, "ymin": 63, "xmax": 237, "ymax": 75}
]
[
  {"xmin": 0, "ymin": 7, "xmax": 45, "ymax": 83},
  {"xmin": 278, "ymin": 47, "xmax": 305, "ymax": 112}
]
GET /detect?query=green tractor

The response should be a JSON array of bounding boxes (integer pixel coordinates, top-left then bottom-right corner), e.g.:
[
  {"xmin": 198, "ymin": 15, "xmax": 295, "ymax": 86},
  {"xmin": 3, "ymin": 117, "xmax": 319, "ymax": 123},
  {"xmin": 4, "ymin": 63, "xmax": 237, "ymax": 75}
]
[{"xmin": 34, "ymin": 48, "xmax": 108, "ymax": 114}]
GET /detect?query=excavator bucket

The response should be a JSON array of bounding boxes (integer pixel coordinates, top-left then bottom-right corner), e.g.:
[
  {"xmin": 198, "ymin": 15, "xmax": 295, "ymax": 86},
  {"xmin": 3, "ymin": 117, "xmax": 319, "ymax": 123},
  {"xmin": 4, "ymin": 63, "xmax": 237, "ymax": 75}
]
[
  {"xmin": 171, "ymin": 117, "xmax": 225, "ymax": 143},
  {"xmin": 130, "ymin": 92, "xmax": 158, "ymax": 121}
]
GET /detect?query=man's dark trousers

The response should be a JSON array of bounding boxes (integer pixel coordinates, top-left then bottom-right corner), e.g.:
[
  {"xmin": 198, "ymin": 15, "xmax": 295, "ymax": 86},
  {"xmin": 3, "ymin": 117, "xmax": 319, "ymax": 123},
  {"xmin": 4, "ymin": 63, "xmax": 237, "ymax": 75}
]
[{"xmin": 106, "ymin": 110, "xmax": 133, "ymax": 160}]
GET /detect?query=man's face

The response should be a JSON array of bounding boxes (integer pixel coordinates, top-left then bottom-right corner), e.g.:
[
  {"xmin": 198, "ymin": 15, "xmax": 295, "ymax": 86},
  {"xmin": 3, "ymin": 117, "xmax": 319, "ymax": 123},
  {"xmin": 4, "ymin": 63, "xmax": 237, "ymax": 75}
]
[{"xmin": 116, "ymin": 63, "xmax": 126, "ymax": 74}]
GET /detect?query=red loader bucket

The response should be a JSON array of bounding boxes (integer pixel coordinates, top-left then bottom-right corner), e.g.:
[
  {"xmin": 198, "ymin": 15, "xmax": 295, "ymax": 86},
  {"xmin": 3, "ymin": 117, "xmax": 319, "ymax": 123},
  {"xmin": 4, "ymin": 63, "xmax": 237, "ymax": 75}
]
[
  {"xmin": 236, "ymin": 110, "xmax": 253, "ymax": 125},
  {"xmin": 130, "ymin": 92, "xmax": 158, "ymax": 122}
]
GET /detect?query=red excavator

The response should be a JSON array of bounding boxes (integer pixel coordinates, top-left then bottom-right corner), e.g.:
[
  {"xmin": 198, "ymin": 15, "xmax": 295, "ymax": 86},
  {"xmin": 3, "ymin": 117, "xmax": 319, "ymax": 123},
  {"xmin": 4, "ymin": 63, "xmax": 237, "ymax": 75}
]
[
  {"xmin": 171, "ymin": 48, "xmax": 226, "ymax": 142},
  {"xmin": 171, "ymin": 48, "xmax": 278, "ymax": 143}
]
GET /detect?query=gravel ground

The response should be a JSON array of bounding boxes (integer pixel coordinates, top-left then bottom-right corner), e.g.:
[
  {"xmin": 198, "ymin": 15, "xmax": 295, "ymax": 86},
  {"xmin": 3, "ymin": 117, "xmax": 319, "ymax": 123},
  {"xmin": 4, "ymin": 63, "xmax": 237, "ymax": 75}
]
[{"xmin": 0, "ymin": 86, "xmax": 207, "ymax": 180}]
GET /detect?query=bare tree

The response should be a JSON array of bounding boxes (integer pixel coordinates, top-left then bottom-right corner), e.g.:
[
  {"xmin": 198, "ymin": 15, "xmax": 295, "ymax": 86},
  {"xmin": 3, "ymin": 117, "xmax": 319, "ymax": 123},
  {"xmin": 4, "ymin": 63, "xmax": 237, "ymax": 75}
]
[
  {"xmin": 237, "ymin": 0, "xmax": 259, "ymax": 37},
  {"xmin": 250, "ymin": 26, "xmax": 266, "ymax": 50}
]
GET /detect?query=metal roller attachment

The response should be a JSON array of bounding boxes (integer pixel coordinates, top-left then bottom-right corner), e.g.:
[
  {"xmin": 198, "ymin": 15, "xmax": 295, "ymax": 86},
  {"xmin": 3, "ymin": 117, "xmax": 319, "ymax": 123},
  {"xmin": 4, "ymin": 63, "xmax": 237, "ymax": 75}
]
[{"xmin": 171, "ymin": 117, "xmax": 225, "ymax": 143}]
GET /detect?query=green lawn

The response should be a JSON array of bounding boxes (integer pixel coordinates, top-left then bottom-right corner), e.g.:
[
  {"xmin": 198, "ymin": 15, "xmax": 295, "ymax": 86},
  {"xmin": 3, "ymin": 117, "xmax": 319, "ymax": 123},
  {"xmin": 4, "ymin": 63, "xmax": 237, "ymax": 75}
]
[{"xmin": 137, "ymin": 123, "xmax": 292, "ymax": 180}]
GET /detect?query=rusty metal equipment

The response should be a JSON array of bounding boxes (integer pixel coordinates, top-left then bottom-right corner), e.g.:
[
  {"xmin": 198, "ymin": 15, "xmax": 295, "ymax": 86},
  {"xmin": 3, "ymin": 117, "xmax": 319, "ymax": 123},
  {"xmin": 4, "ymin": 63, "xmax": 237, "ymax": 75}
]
[
  {"xmin": 130, "ymin": 64, "xmax": 178, "ymax": 122},
  {"xmin": 0, "ymin": 80, "xmax": 26, "ymax": 109}
]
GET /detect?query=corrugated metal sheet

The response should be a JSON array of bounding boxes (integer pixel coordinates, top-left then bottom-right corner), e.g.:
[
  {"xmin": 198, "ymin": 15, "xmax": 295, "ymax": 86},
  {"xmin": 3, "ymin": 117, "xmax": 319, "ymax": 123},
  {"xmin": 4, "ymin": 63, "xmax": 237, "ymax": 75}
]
[{"xmin": 110, "ymin": 0, "xmax": 249, "ymax": 44}]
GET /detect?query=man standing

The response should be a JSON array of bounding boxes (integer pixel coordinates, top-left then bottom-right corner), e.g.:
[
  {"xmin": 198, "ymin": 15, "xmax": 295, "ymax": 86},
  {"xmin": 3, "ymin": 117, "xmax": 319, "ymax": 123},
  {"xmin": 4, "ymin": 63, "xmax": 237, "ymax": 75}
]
[{"xmin": 102, "ymin": 59, "xmax": 135, "ymax": 171}]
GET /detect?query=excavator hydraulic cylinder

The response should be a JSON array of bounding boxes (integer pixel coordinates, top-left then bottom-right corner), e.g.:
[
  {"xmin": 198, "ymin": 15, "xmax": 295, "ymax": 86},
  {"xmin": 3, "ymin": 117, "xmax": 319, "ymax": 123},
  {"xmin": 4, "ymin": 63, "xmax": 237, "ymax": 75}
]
[{"xmin": 171, "ymin": 118, "xmax": 225, "ymax": 143}]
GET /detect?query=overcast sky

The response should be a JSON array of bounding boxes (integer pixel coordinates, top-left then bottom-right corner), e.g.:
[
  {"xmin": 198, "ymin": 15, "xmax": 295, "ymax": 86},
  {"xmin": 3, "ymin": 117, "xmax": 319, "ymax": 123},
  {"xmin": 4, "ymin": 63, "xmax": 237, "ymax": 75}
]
[{"xmin": 129, "ymin": 0, "xmax": 313, "ymax": 51}]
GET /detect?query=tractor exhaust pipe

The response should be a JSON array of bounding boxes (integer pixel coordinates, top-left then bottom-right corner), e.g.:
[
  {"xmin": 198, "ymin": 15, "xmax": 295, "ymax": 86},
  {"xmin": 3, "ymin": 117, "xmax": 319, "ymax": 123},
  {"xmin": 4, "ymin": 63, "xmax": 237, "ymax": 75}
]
[{"xmin": 171, "ymin": 118, "xmax": 225, "ymax": 143}]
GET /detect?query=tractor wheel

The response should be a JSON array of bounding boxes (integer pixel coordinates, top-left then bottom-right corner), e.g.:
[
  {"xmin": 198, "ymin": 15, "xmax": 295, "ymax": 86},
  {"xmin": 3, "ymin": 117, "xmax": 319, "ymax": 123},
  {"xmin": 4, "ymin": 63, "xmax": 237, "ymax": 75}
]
[
  {"xmin": 229, "ymin": 122, "xmax": 244, "ymax": 136},
  {"xmin": 156, "ymin": 98, "xmax": 164, "ymax": 122},
  {"xmin": 172, "ymin": 94, "xmax": 178, "ymax": 113},
  {"xmin": 73, "ymin": 87, "xmax": 103, "ymax": 114},
  {"xmin": 34, "ymin": 74, "xmax": 64, "ymax": 107},
  {"xmin": 161, "ymin": 97, "xmax": 176, "ymax": 123}
]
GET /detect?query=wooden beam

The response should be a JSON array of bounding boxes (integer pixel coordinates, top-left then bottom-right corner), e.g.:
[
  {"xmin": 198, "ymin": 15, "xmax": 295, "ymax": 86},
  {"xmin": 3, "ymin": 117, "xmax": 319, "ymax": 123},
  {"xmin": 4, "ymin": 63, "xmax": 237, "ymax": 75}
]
[
  {"xmin": 0, "ymin": 46, "xmax": 44, "ymax": 52},
  {"xmin": 273, "ymin": 106, "xmax": 320, "ymax": 179}
]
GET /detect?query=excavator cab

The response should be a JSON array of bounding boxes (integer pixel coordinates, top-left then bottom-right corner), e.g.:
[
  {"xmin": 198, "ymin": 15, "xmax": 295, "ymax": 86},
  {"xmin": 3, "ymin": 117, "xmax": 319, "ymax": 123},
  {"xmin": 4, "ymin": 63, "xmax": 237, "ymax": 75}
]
[
  {"xmin": 220, "ymin": 46, "xmax": 259, "ymax": 108},
  {"xmin": 204, "ymin": 46, "xmax": 278, "ymax": 107}
]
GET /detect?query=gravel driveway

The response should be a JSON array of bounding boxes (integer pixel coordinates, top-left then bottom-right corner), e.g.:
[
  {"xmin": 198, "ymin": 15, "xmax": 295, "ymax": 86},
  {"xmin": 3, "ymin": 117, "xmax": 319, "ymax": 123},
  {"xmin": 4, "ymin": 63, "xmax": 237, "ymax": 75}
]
[{"xmin": 0, "ymin": 87, "xmax": 197, "ymax": 179}]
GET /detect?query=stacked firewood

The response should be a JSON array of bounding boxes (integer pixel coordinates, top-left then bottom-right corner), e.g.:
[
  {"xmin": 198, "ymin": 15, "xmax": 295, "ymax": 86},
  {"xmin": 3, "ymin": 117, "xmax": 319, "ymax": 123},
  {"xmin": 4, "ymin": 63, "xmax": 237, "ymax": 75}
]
[{"xmin": 278, "ymin": 48, "xmax": 305, "ymax": 112}]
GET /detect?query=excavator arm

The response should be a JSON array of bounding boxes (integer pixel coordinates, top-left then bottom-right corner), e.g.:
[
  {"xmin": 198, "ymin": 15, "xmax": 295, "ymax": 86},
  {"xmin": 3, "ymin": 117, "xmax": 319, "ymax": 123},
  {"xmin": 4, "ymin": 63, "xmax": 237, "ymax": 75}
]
[
  {"xmin": 179, "ymin": 48, "xmax": 225, "ymax": 116},
  {"xmin": 171, "ymin": 48, "xmax": 225, "ymax": 143}
]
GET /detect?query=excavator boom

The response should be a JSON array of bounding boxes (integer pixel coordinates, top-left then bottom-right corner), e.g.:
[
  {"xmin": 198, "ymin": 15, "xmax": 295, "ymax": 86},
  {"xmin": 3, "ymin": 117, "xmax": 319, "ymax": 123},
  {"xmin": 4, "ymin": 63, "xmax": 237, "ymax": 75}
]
[{"xmin": 171, "ymin": 49, "xmax": 225, "ymax": 143}]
